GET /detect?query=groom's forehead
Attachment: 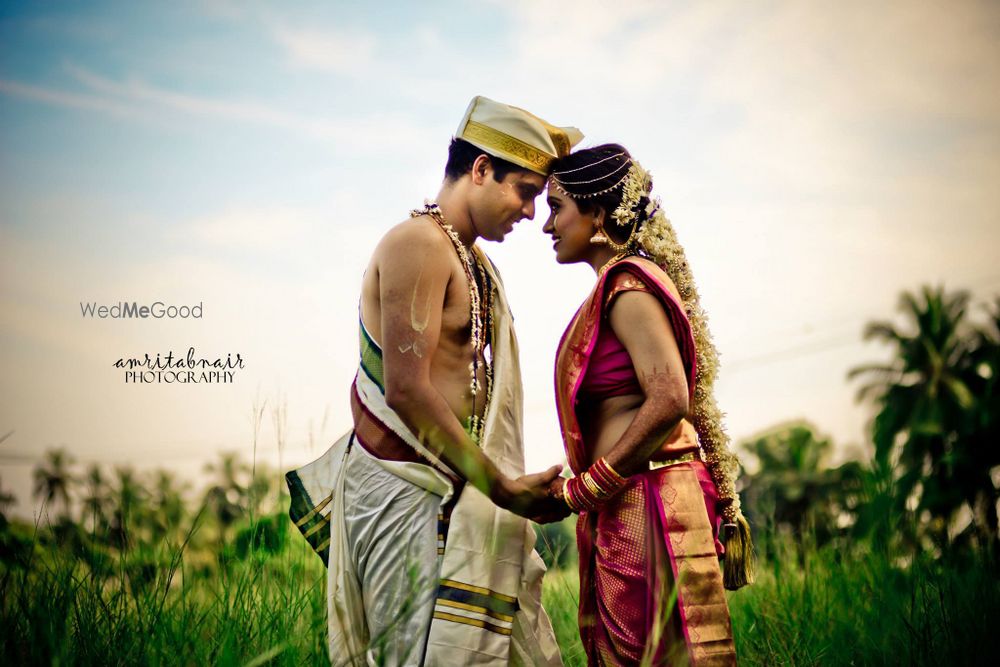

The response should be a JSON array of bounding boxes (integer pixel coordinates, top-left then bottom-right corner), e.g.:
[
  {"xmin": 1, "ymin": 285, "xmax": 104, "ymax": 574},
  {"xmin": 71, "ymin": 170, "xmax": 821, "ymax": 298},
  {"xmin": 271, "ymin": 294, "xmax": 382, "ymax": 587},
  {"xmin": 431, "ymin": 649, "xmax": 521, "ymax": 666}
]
[
  {"xmin": 497, "ymin": 166, "xmax": 545, "ymax": 188},
  {"xmin": 518, "ymin": 171, "xmax": 547, "ymax": 189}
]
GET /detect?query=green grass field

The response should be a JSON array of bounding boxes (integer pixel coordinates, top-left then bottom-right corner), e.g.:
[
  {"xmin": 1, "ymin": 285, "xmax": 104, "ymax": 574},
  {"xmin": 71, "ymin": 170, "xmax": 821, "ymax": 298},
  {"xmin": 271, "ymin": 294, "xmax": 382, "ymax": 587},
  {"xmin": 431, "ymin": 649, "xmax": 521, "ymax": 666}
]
[{"xmin": 3, "ymin": 516, "xmax": 997, "ymax": 666}]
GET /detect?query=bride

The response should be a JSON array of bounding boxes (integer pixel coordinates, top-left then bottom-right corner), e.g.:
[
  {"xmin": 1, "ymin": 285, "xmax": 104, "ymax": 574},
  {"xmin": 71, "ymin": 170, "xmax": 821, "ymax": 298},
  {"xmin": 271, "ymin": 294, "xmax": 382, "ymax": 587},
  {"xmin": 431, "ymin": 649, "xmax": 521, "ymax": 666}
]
[{"xmin": 542, "ymin": 144, "xmax": 753, "ymax": 665}]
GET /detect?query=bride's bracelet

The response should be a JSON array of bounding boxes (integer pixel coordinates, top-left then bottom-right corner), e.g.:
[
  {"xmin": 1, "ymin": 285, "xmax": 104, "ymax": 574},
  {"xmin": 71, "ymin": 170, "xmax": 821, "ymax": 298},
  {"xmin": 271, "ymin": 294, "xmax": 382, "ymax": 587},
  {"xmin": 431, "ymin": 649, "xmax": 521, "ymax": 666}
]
[{"xmin": 562, "ymin": 457, "xmax": 628, "ymax": 513}]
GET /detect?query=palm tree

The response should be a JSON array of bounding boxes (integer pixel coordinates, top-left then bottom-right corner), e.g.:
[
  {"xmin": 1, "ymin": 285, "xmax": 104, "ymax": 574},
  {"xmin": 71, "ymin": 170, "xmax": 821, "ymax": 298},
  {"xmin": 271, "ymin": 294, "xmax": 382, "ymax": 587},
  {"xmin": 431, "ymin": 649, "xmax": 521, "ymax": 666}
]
[
  {"xmin": 0, "ymin": 477, "xmax": 15, "ymax": 520},
  {"xmin": 150, "ymin": 470, "xmax": 188, "ymax": 541},
  {"xmin": 952, "ymin": 297, "xmax": 1000, "ymax": 548},
  {"xmin": 80, "ymin": 464, "xmax": 110, "ymax": 534},
  {"xmin": 0, "ymin": 434, "xmax": 15, "ymax": 524},
  {"xmin": 849, "ymin": 286, "xmax": 978, "ymax": 548},
  {"xmin": 33, "ymin": 449, "xmax": 75, "ymax": 519},
  {"xmin": 109, "ymin": 467, "xmax": 147, "ymax": 550},
  {"xmin": 246, "ymin": 463, "xmax": 276, "ymax": 519},
  {"xmin": 203, "ymin": 452, "xmax": 249, "ymax": 531},
  {"xmin": 740, "ymin": 421, "xmax": 863, "ymax": 548}
]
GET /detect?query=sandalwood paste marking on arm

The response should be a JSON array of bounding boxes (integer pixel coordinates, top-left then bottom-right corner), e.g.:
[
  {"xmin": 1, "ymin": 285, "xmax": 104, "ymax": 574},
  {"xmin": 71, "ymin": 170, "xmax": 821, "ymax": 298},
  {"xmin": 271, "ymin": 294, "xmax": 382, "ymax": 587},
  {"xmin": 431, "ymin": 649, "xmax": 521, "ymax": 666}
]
[
  {"xmin": 397, "ymin": 341, "xmax": 425, "ymax": 358},
  {"xmin": 396, "ymin": 263, "xmax": 433, "ymax": 357},
  {"xmin": 410, "ymin": 265, "xmax": 432, "ymax": 334}
]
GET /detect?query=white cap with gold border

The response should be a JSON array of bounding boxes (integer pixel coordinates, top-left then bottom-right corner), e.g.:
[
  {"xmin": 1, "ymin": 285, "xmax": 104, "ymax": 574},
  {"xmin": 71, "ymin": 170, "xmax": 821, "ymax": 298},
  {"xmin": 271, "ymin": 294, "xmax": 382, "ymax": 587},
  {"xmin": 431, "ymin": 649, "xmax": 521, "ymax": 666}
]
[{"xmin": 455, "ymin": 96, "xmax": 584, "ymax": 175}]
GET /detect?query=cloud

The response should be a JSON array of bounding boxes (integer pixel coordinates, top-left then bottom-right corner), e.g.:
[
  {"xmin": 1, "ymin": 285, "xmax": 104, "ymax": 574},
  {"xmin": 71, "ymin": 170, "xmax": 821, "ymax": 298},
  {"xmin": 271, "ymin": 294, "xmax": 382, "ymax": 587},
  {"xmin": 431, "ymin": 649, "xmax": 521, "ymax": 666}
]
[
  {"xmin": 170, "ymin": 206, "xmax": 312, "ymax": 251},
  {"xmin": 271, "ymin": 25, "xmax": 377, "ymax": 74},
  {"xmin": 196, "ymin": 0, "xmax": 251, "ymax": 22},
  {"xmin": 695, "ymin": 3, "xmax": 1000, "ymax": 158},
  {"xmin": 8, "ymin": 13, "xmax": 118, "ymax": 42},
  {"xmin": 503, "ymin": 1, "xmax": 732, "ymax": 98},
  {"xmin": 500, "ymin": 2, "xmax": 1000, "ymax": 175},
  {"xmin": 196, "ymin": 4, "xmax": 380, "ymax": 76},
  {"xmin": 1, "ymin": 62, "xmax": 440, "ymax": 155},
  {"xmin": 0, "ymin": 78, "xmax": 138, "ymax": 119}
]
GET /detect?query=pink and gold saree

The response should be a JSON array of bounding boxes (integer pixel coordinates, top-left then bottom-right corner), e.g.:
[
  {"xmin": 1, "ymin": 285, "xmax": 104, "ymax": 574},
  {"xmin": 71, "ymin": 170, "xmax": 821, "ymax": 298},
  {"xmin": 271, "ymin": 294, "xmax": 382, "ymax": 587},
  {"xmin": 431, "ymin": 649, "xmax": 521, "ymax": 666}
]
[{"xmin": 555, "ymin": 258, "xmax": 736, "ymax": 666}]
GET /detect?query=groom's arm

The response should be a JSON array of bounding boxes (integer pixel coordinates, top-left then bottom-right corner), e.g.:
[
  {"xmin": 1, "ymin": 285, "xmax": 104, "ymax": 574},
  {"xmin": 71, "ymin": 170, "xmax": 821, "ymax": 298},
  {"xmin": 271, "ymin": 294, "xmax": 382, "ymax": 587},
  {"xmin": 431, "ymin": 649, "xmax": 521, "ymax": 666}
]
[{"xmin": 375, "ymin": 222, "xmax": 558, "ymax": 513}]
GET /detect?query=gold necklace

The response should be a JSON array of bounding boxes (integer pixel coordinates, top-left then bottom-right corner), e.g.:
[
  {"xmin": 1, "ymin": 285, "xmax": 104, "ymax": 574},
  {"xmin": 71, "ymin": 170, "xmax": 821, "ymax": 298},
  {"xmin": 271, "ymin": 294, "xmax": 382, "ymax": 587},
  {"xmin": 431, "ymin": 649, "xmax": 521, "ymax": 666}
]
[
  {"xmin": 597, "ymin": 251, "xmax": 634, "ymax": 278},
  {"xmin": 410, "ymin": 202, "xmax": 493, "ymax": 443}
]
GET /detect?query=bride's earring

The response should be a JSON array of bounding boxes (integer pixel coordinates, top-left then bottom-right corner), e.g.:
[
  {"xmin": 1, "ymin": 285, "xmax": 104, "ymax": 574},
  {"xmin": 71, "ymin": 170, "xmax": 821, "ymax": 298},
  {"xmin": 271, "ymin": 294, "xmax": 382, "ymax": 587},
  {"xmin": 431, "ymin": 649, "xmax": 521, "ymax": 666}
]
[{"xmin": 590, "ymin": 226, "xmax": 608, "ymax": 245}]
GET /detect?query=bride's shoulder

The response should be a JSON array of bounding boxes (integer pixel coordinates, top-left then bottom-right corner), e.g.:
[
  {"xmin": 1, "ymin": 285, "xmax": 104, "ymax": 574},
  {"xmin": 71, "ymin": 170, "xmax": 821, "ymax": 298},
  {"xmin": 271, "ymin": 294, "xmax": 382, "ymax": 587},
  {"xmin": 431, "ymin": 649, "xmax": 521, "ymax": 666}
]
[{"xmin": 616, "ymin": 256, "xmax": 683, "ymax": 303}]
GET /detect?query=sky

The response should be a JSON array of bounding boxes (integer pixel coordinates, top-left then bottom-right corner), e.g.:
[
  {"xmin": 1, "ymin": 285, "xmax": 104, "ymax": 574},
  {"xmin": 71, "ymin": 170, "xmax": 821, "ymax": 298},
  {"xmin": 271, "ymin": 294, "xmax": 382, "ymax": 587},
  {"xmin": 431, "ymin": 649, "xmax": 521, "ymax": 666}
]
[{"xmin": 2, "ymin": 0, "xmax": 999, "ymax": 517}]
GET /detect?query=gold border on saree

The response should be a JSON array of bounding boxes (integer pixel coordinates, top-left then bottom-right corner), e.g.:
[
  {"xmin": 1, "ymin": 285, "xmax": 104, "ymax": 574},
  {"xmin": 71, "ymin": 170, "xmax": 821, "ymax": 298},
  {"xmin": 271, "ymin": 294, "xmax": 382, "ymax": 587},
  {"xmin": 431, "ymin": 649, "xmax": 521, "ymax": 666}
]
[{"xmin": 649, "ymin": 452, "xmax": 696, "ymax": 471}]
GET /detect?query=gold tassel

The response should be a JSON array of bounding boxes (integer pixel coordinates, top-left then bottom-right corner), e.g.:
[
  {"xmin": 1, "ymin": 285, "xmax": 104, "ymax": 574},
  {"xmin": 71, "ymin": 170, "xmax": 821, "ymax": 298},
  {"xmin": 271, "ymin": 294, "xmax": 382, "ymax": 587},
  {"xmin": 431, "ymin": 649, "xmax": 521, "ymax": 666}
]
[{"xmin": 722, "ymin": 513, "xmax": 756, "ymax": 590}]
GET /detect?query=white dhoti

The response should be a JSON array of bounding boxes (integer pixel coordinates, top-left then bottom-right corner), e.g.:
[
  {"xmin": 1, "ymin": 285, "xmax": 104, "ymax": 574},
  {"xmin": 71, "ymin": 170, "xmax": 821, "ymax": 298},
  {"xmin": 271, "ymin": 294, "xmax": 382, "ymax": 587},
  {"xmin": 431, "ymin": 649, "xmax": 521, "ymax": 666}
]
[
  {"xmin": 288, "ymin": 248, "xmax": 562, "ymax": 666},
  {"xmin": 340, "ymin": 441, "xmax": 442, "ymax": 666}
]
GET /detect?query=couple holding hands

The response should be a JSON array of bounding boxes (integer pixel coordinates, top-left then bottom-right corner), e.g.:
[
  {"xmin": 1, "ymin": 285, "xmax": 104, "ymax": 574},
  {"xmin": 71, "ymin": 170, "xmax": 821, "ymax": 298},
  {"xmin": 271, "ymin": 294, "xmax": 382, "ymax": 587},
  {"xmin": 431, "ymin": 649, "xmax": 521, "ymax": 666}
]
[{"xmin": 288, "ymin": 95, "xmax": 752, "ymax": 666}]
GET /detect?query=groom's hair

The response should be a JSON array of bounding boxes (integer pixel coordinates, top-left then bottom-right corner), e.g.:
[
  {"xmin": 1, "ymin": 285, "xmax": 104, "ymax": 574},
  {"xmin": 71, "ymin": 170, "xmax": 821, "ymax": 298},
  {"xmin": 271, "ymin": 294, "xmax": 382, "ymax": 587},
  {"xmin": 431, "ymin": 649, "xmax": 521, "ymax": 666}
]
[{"xmin": 444, "ymin": 138, "xmax": 526, "ymax": 183}]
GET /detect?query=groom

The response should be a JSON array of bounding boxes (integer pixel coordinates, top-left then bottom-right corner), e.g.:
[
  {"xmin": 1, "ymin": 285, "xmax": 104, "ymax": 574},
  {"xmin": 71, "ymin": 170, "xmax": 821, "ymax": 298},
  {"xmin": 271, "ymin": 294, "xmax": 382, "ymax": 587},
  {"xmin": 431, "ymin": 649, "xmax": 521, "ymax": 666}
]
[{"xmin": 287, "ymin": 96, "xmax": 581, "ymax": 666}]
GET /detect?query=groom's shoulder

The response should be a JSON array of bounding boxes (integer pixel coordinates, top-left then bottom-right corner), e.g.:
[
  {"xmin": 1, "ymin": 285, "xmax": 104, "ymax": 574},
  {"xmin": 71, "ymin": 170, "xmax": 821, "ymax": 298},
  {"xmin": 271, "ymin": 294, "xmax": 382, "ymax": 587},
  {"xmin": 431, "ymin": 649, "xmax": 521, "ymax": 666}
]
[{"xmin": 373, "ymin": 215, "xmax": 452, "ymax": 263}]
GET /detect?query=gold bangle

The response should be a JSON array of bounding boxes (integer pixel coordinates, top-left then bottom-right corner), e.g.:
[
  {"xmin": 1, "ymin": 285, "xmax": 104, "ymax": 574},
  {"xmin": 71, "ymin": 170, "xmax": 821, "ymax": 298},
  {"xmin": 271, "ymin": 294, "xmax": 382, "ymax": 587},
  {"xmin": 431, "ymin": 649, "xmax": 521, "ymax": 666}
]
[
  {"xmin": 598, "ymin": 457, "xmax": 627, "ymax": 484},
  {"xmin": 589, "ymin": 460, "xmax": 618, "ymax": 490},
  {"xmin": 581, "ymin": 471, "xmax": 606, "ymax": 499},
  {"xmin": 561, "ymin": 478, "xmax": 576, "ymax": 512}
]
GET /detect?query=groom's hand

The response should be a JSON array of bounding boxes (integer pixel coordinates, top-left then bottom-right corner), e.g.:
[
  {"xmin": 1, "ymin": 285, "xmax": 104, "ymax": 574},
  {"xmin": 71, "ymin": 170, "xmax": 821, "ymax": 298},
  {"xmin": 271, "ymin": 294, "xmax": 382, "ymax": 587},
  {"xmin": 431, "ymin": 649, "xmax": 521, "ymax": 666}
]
[
  {"xmin": 533, "ymin": 477, "xmax": 571, "ymax": 524},
  {"xmin": 519, "ymin": 464, "xmax": 562, "ymax": 489},
  {"xmin": 502, "ymin": 465, "xmax": 569, "ymax": 522},
  {"xmin": 521, "ymin": 466, "xmax": 572, "ymax": 524}
]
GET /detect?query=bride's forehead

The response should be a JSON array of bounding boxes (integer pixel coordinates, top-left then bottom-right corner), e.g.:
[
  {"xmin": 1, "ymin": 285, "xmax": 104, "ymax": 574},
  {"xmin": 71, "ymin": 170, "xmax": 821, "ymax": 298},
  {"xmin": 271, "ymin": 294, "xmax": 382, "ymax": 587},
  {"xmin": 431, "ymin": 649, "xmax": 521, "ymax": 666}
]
[{"xmin": 545, "ymin": 180, "xmax": 569, "ymax": 198}]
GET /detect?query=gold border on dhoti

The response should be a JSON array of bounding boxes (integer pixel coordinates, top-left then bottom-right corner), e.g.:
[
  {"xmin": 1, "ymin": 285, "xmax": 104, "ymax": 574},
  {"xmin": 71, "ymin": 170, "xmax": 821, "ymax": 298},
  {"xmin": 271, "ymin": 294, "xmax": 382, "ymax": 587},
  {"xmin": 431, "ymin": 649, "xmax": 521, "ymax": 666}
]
[
  {"xmin": 439, "ymin": 578, "xmax": 518, "ymax": 604},
  {"xmin": 432, "ymin": 611, "xmax": 513, "ymax": 637}
]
